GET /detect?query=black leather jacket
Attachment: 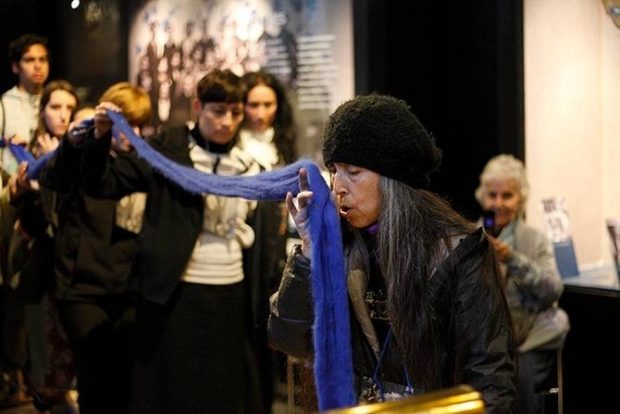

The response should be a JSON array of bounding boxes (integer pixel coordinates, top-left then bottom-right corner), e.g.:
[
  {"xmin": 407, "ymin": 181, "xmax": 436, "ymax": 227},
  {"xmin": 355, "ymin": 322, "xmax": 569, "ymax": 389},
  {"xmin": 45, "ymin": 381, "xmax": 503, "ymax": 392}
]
[{"xmin": 268, "ymin": 228, "xmax": 516, "ymax": 413}]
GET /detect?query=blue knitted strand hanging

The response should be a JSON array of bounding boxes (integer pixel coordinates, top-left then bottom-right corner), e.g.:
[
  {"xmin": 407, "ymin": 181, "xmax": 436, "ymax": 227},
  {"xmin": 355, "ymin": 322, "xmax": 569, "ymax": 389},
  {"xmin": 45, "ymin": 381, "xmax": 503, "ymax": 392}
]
[{"xmin": 4, "ymin": 112, "xmax": 357, "ymax": 411}]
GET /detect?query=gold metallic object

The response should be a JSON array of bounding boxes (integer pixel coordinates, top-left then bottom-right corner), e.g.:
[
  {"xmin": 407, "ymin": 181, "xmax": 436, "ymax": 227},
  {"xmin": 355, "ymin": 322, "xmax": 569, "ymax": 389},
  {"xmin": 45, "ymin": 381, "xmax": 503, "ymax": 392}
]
[
  {"xmin": 325, "ymin": 385, "xmax": 484, "ymax": 414},
  {"xmin": 603, "ymin": 0, "xmax": 620, "ymax": 28}
]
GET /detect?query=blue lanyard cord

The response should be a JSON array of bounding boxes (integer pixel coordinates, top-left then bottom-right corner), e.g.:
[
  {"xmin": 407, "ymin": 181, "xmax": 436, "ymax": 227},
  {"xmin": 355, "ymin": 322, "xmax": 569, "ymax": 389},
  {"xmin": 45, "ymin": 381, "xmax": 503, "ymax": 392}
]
[
  {"xmin": 403, "ymin": 365, "xmax": 414, "ymax": 394},
  {"xmin": 372, "ymin": 327, "xmax": 392, "ymax": 399},
  {"xmin": 371, "ymin": 327, "xmax": 414, "ymax": 401}
]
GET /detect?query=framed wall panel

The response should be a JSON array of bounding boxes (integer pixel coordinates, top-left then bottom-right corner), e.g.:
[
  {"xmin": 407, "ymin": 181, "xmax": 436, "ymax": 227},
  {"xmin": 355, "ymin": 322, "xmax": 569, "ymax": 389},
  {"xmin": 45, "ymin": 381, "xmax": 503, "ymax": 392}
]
[{"xmin": 128, "ymin": 0, "xmax": 354, "ymax": 158}]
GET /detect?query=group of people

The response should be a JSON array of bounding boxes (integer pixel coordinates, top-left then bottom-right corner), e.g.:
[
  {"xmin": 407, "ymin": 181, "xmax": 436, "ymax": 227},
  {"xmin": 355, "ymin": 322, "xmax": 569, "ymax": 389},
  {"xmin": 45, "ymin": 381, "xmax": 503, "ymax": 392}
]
[
  {"xmin": 0, "ymin": 32, "xmax": 569, "ymax": 414},
  {"xmin": 0, "ymin": 33, "xmax": 296, "ymax": 414}
]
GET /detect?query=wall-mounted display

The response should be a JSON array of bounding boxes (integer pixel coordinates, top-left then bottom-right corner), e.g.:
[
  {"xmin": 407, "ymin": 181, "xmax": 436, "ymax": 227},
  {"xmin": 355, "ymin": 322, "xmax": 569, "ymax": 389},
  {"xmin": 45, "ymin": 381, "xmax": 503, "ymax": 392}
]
[{"xmin": 128, "ymin": 0, "xmax": 353, "ymax": 158}]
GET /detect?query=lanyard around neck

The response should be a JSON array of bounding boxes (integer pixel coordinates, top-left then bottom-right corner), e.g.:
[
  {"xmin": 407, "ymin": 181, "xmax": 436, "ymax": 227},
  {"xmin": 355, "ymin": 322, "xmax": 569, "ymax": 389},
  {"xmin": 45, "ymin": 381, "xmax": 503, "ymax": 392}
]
[{"xmin": 371, "ymin": 327, "xmax": 414, "ymax": 401}]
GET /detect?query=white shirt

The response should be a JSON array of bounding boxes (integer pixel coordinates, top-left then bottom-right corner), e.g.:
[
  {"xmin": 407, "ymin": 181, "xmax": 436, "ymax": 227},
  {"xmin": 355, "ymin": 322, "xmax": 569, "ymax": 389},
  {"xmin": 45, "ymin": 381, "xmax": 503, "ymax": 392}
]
[
  {"xmin": 182, "ymin": 140, "xmax": 260, "ymax": 285},
  {"xmin": 239, "ymin": 127, "xmax": 279, "ymax": 171},
  {"xmin": 0, "ymin": 86, "xmax": 41, "ymax": 174}
]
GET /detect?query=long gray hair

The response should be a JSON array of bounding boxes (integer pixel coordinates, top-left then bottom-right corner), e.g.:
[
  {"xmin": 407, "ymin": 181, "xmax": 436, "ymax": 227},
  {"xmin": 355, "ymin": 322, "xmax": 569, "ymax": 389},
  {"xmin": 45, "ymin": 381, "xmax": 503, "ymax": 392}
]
[{"xmin": 346, "ymin": 176, "xmax": 476, "ymax": 388}]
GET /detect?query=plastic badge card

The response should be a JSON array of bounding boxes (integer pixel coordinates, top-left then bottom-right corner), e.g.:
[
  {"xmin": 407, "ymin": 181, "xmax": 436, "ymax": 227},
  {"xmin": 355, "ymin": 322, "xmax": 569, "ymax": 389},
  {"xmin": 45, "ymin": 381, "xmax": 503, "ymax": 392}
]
[{"xmin": 541, "ymin": 196, "xmax": 580, "ymax": 277}]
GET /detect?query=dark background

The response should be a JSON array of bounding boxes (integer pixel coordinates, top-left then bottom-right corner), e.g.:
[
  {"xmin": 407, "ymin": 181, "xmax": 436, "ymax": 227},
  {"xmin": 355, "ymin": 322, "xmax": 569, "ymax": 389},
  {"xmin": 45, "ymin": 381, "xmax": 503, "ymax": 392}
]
[
  {"xmin": 6, "ymin": 2, "xmax": 613, "ymax": 413},
  {"xmin": 0, "ymin": 0, "xmax": 524, "ymax": 220},
  {"xmin": 353, "ymin": 0, "xmax": 524, "ymax": 219},
  {"xmin": 0, "ymin": 0, "xmax": 128, "ymax": 115}
]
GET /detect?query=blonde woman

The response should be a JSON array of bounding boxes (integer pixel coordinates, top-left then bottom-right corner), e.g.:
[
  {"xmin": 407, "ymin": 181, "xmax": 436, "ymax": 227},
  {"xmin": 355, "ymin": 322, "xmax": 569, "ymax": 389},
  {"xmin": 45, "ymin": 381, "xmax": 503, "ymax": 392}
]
[{"xmin": 39, "ymin": 82, "xmax": 151, "ymax": 414}]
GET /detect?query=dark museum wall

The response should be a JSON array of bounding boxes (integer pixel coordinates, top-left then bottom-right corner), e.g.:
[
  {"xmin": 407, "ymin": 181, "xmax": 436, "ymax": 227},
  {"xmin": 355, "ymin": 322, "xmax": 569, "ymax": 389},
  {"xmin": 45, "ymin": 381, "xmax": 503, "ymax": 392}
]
[
  {"xmin": 0, "ymin": 1, "xmax": 64, "ymax": 91},
  {"xmin": 0, "ymin": 0, "xmax": 128, "ymax": 109},
  {"xmin": 354, "ymin": 0, "xmax": 524, "ymax": 219},
  {"xmin": 0, "ymin": 0, "xmax": 524, "ymax": 220}
]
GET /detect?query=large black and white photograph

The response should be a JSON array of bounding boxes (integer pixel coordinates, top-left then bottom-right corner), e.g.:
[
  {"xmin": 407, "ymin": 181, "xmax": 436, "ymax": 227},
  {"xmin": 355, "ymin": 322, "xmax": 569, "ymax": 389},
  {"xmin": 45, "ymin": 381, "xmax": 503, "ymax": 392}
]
[{"xmin": 128, "ymin": 0, "xmax": 353, "ymax": 157}]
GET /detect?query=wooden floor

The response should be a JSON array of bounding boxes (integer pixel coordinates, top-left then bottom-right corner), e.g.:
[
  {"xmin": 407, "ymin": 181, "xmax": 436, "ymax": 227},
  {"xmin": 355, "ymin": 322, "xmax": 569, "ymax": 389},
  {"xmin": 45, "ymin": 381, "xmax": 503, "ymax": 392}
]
[
  {"xmin": 0, "ymin": 375, "xmax": 300, "ymax": 414},
  {"xmin": 0, "ymin": 390, "xmax": 77, "ymax": 414},
  {"xmin": 0, "ymin": 402, "xmax": 292, "ymax": 414},
  {"xmin": 0, "ymin": 390, "xmax": 294, "ymax": 414},
  {"xmin": 0, "ymin": 403, "xmax": 37, "ymax": 414}
]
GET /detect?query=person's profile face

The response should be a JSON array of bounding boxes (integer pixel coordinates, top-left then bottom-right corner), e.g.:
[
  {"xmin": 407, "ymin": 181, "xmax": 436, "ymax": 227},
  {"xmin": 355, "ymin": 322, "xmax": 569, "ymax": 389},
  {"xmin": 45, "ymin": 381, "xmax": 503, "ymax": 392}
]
[
  {"xmin": 195, "ymin": 101, "xmax": 244, "ymax": 145},
  {"xmin": 244, "ymin": 84, "xmax": 277, "ymax": 133},
  {"xmin": 14, "ymin": 44, "xmax": 49, "ymax": 91},
  {"xmin": 42, "ymin": 89, "xmax": 77, "ymax": 137},
  {"xmin": 329, "ymin": 163, "xmax": 381, "ymax": 229},
  {"xmin": 482, "ymin": 178, "xmax": 521, "ymax": 229}
]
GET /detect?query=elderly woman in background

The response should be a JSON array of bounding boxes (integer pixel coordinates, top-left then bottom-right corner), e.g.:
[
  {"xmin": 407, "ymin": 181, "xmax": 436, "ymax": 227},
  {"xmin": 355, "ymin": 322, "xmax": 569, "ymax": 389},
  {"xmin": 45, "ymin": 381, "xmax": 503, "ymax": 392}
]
[{"xmin": 475, "ymin": 154, "xmax": 570, "ymax": 414}]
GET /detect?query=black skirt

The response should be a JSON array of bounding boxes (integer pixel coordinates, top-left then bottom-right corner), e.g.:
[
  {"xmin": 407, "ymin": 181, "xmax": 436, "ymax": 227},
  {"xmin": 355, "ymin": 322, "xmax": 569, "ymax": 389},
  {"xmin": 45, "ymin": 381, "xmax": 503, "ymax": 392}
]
[{"xmin": 131, "ymin": 281, "xmax": 247, "ymax": 414}]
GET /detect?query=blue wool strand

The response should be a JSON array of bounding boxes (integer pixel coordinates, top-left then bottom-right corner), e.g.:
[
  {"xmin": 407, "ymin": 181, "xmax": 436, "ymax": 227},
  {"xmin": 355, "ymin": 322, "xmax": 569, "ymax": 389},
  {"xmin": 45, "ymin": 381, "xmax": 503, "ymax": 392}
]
[
  {"xmin": 4, "ymin": 112, "xmax": 357, "ymax": 411},
  {"xmin": 0, "ymin": 137, "xmax": 35, "ymax": 166},
  {"xmin": 306, "ymin": 165, "xmax": 356, "ymax": 410},
  {"xmin": 107, "ymin": 112, "xmax": 356, "ymax": 410}
]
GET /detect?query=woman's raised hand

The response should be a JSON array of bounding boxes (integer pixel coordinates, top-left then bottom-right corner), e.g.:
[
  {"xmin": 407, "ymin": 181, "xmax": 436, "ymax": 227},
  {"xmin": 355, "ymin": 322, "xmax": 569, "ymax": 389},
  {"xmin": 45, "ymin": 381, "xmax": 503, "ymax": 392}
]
[
  {"xmin": 286, "ymin": 168, "xmax": 313, "ymax": 259},
  {"xmin": 488, "ymin": 236, "xmax": 513, "ymax": 263},
  {"xmin": 93, "ymin": 102, "xmax": 122, "ymax": 139},
  {"xmin": 34, "ymin": 133, "xmax": 59, "ymax": 157}
]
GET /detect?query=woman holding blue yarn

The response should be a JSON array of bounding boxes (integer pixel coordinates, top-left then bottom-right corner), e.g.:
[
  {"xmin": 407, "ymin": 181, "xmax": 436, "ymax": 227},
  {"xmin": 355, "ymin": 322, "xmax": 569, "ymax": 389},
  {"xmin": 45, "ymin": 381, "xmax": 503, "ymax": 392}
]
[
  {"xmin": 80, "ymin": 69, "xmax": 262, "ymax": 414},
  {"xmin": 268, "ymin": 94, "xmax": 517, "ymax": 413}
]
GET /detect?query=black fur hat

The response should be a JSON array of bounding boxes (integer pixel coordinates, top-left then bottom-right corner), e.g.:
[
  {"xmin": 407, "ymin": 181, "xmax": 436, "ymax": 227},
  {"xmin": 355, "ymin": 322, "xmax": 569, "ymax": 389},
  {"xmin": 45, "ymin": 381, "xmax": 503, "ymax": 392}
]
[{"xmin": 322, "ymin": 94, "xmax": 442, "ymax": 189}]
